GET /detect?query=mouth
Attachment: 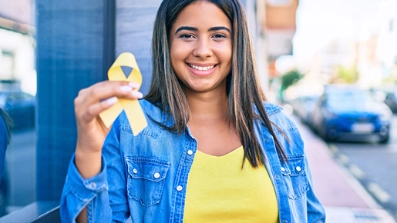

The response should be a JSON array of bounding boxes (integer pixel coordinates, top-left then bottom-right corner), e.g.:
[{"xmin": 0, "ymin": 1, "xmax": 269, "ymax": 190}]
[{"xmin": 187, "ymin": 63, "xmax": 217, "ymax": 71}]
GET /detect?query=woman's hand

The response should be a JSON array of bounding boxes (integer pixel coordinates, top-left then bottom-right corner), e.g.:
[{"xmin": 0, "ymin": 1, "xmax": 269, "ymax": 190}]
[{"xmin": 74, "ymin": 81, "xmax": 142, "ymax": 178}]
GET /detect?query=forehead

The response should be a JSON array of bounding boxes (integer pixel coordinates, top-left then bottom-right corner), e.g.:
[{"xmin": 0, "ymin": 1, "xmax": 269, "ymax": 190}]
[{"xmin": 171, "ymin": 1, "xmax": 231, "ymax": 30}]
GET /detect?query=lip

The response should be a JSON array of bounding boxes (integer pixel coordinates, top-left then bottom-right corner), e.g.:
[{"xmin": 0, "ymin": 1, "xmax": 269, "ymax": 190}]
[{"xmin": 186, "ymin": 62, "xmax": 218, "ymax": 76}]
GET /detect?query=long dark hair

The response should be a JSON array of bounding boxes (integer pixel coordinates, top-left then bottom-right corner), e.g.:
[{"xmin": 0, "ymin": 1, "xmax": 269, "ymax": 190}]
[
  {"xmin": 0, "ymin": 108, "xmax": 13, "ymax": 144},
  {"xmin": 145, "ymin": 0, "xmax": 287, "ymax": 166}
]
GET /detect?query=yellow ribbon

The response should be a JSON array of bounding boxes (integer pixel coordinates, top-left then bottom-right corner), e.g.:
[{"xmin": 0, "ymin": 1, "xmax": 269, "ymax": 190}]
[{"xmin": 99, "ymin": 52, "xmax": 147, "ymax": 135}]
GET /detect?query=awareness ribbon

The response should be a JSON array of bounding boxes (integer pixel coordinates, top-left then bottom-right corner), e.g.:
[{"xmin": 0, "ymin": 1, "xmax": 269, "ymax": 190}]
[{"xmin": 99, "ymin": 52, "xmax": 147, "ymax": 135}]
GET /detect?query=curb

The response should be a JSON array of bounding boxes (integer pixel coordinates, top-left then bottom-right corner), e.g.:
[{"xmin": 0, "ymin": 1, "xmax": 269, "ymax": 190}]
[{"xmin": 327, "ymin": 143, "xmax": 397, "ymax": 222}]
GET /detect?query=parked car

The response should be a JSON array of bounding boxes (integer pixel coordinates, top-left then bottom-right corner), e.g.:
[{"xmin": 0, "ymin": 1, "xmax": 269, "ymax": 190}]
[
  {"xmin": 384, "ymin": 91, "xmax": 397, "ymax": 113},
  {"xmin": 0, "ymin": 91, "xmax": 35, "ymax": 131},
  {"xmin": 291, "ymin": 95, "xmax": 319, "ymax": 128},
  {"xmin": 311, "ymin": 85, "xmax": 392, "ymax": 143}
]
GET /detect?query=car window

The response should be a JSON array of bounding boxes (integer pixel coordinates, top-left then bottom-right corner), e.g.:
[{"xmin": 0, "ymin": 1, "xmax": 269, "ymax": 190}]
[{"xmin": 326, "ymin": 89, "xmax": 373, "ymax": 107}]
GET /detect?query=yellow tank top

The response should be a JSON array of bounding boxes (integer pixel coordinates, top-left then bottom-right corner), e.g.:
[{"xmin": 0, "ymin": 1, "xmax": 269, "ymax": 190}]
[{"xmin": 184, "ymin": 146, "xmax": 279, "ymax": 223}]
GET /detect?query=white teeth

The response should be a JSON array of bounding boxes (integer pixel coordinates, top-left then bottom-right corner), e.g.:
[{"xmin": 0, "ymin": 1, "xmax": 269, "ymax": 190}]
[{"xmin": 189, "ymin": 64, "xmax": 215, "ymax": 71}]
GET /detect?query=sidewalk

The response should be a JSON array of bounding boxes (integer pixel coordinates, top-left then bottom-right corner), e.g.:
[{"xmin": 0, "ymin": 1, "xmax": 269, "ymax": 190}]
[{"xmin": 290, "ymin": 114, "xmax": 396, "ymax": 223}]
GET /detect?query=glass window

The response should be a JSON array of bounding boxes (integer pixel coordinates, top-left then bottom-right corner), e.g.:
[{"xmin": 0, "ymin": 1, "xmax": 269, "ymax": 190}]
[{"xmin": 0, "ymin": 1, "xmax": 36, "ymax": 217}]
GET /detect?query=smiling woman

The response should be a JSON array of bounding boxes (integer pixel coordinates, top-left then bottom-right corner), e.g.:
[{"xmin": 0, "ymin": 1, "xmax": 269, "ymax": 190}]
[
  {"xmin": 60, "ymin": 0, "xmax": 325, "ymax": 223},
  {"xmin": 169, "ymin": 1, "xmax": 232, "ymax": 95}
]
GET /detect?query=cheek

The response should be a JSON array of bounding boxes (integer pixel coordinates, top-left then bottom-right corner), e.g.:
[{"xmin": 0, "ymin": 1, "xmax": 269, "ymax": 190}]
[
  {"xmin": 169, "ymin": 48, "xmax": 179, "ymax": 69},
  {"xmin": 215, "ymin": 43, "xmax": 232, "ymax": 63},
  {"xmin": 170, "ymin": 41, "xmax": 187, "ymax": 59}
]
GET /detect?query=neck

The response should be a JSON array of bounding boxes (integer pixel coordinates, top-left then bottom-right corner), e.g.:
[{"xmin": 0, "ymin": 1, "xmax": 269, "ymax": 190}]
[{"xmin": 185, "ymin": 90, "xmax": 228, "ymax": 122}]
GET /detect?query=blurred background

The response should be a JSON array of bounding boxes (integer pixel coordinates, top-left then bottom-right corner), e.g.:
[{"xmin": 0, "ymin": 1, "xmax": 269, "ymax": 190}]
[{"xmin": 0, "ymin": 0, "xmax": 396, "ymax": 222}]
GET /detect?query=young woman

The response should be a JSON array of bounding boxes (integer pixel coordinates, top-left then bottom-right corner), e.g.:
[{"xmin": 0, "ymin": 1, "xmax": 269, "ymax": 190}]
[{"xmin": 60, "ymin": 0, "xmax": 326, "ymax": 222}]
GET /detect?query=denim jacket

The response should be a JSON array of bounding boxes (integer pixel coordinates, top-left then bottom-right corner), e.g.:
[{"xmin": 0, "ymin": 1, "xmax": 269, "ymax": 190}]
[{"xmin": 60, "ymin": 100, "xmax": 326, "ymax": 223}]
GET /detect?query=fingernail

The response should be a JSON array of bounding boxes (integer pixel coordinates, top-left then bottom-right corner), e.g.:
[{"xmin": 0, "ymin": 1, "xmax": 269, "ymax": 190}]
[
  {"xmin": 106, "ymin": 97, "xmax": 118, "ymax": 105},
  {"xmin": 119, "ymin": 85, "xmax": 133, "ymax": 92},
  {"xmin": 129, "ymin": 82, "xmax": 140, "ymax": 88},
  {"xmin": 132, "ymin": 91, "xmax": 143, "ymax": 99}
]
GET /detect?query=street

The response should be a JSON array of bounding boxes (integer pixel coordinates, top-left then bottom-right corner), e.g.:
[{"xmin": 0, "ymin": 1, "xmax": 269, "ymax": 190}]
[
  {"xmin": 4, "ymin": 129, "xmax": 36, "ymax": 211},
  {"xmin": 329, "ymin": 115, "xmax": 397, "ymax": 220}
]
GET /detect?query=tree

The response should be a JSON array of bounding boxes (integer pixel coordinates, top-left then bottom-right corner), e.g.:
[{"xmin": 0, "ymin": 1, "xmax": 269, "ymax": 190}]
[{"xmin": 279, "ymin": 69, "xmax": 303, "ymax": 102}]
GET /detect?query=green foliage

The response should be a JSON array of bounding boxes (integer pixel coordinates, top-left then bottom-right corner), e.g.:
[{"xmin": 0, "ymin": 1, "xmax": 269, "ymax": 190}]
[
  {"xmin": 278, "ymin": 69, "xmax": 303, "ymax": 103},
  {"xmin": 281, "ymin": 69, "xmax": 303, "ymax": 90},
  {"xmin": 336, "ymin": 66, "xmax": 359, "ymax": 83}
]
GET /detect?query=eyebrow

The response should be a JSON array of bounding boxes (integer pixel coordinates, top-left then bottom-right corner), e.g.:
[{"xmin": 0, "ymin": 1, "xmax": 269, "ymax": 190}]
[{"xmin": 175, "ymin": 26, "xmax": 231, "ymax": 34}]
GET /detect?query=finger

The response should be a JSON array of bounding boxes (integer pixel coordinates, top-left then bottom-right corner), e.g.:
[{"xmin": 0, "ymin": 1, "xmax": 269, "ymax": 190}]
[
  {"xmin": 81, "ymin": 96, "xmax": 119, "ymax": 123},
  {"xmin": 75, "ymin": 81, "xmax": 142, "ymax": 112},
  {"xmin": 92, "ymin": 82, "xmax": 142, "ymax": 101}
]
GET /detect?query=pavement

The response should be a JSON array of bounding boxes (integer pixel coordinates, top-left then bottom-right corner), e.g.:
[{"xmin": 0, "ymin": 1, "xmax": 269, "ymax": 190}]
[{"xmin": 289, "ymin": 112, "xmax": 396, "ymax": 223}]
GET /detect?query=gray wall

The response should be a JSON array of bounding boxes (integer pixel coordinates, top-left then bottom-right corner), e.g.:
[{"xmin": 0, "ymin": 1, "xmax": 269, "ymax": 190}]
[{"xmin": 116, "ymin": 0, "xmax": 162, "ymax": 95}]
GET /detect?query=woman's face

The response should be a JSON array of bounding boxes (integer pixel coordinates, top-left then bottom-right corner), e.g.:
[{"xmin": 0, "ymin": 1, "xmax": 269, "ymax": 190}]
[{"xmin": 169, "ymin": 1, "xmax": 232, "ymax": 95}]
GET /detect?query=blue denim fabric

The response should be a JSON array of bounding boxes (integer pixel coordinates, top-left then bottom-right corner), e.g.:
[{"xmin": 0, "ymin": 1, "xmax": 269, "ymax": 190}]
[{"xmin": 60, "ymin": 100, "xmax": 326, "ymax": 223}]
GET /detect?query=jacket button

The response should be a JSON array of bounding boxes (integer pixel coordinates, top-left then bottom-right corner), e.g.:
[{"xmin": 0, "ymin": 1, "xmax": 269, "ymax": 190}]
[
  {"xmin": 281, "ymin": 167, "xmax": 285, "ymax": 172},
  {"xmin": 154, "ymin": 172, "xmax": 160, "ymax": 178},
  {"xmin": 133, "ymin": 168, "xmax": 138, "ymax": 174},
  {"xmin": 296, "ymin": 166, "xmax": 302, "ymax": 172},
  {"xmin": 176, "ymin": 185, "xmax": 183, "ymax": 191},
  {"xmin": 187, "ymin": 150, "xmax": 193, "ymax": 155},
  {"xmin": 89, "ymin": 182, "xmax": 96, "ymax": 190}
]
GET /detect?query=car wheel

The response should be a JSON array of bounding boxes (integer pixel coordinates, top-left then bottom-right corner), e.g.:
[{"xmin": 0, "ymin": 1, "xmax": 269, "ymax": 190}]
[
  {"xmin": 319, "ymin": 126, "xmax": 331, "ymax": 142},
  {"xmin": 379, "ymin": 134, "xmax": 390, "ymax": 144},
  {"xmin": 379, "ymin": 126, "xmax": 390, "ymax": 144}
]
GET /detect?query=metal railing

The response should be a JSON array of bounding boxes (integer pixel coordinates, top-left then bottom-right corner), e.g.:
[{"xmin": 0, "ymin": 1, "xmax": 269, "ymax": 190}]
[{"xmin": 0, "ymin": 201, "xmax": 60, "ymax": 223}]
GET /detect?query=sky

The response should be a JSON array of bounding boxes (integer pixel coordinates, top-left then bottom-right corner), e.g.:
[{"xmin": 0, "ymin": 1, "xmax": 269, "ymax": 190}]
[{"xmin": 293, "ymin": 0, "xmax": 383, "ymax": 61}]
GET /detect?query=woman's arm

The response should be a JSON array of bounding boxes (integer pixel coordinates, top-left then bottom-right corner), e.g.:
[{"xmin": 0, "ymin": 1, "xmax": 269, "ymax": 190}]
[
  {"xmin": 60, "ymin": 121, "xmax": 130, "ymax": 223},
  {"xmin": 60, "ymin": 81, "xmax": 142, "ymax": 223}
]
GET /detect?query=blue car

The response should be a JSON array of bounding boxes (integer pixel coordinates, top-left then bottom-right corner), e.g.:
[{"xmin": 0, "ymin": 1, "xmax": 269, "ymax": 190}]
[
  {"xmin": 311, "ymin": 85, "xmax": 392, "ymax": 143},
  {"xmin": 0, "ymin": 91, "xmax": 35, "ymax": 131}
]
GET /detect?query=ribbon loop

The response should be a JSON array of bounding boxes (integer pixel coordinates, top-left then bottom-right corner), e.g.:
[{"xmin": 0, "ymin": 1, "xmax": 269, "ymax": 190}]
[{"xmin": 99, "ymin": 52, "xmax": 147, "ymax": 135}]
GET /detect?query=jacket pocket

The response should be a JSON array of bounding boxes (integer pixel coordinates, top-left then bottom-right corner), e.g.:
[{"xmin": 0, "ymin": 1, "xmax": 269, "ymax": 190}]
[
  {"xmin": 126, "ymin": 157, "xmax": 170, "ymax": 206},
  {"xmin": 280, "ymin": 155, "xmax": 309, "ymax": 200}
]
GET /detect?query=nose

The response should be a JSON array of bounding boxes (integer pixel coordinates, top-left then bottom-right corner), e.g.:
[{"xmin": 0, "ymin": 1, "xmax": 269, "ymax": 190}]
[{"xmin": 193, "ymin": 38, "xmax": 212, "ymax": 59}]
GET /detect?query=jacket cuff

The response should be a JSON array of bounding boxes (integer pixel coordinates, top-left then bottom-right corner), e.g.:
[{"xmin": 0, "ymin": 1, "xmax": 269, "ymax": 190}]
[{"xmin": 66, "ymin": 154, "xmax": 109, "ymax": 198}]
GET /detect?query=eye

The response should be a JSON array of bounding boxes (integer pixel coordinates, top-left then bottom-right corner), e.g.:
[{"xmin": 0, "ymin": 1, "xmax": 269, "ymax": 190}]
[
  {"xmin": 179, "ymin": 34, "xmax": 195, "ymax": 39},
  {"xmin": 213, "ymin": 34, "xmax": 226, "ymax": 38},
  {"xmin": 212, "ymin": 33, "xmax": 227, "ymax": 40}
]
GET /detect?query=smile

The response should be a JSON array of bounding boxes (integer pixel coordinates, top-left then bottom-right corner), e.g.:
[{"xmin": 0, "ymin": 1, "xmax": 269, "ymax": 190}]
[{"xmin": 188, "ymin": 63, "xmax": 216, "ymax": 71}]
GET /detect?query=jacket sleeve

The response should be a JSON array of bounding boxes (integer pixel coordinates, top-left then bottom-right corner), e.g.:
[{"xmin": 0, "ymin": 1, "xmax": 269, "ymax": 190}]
[
  {"xmin": 305, "ymin": 156, "xmax": 326, "ymax": 223},
  {"xmin": 60, "ymin": 120, "xmax": 129, "ymax": 223}
]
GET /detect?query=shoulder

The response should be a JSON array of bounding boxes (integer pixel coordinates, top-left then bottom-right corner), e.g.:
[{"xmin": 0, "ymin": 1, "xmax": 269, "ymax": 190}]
[
  {"xmin": 263, "ymin": 102, "xmax": 283, "ymax": 115},
  {"xmin": 139, "ymin": 99, "xmax": 167, "ymax": 123},
  {"xmin": 263, "ymin": 102, "xmax": 298, "ymax": 133},
  {"xmin": 259, "ymin": 102, "xmax": 304, "ymax": 155}
]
